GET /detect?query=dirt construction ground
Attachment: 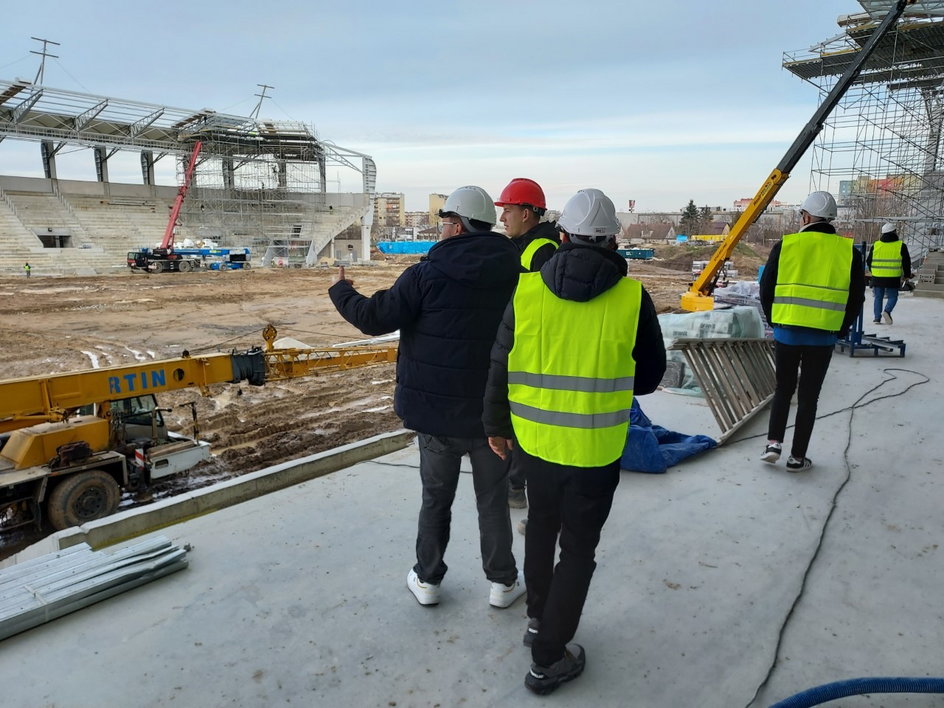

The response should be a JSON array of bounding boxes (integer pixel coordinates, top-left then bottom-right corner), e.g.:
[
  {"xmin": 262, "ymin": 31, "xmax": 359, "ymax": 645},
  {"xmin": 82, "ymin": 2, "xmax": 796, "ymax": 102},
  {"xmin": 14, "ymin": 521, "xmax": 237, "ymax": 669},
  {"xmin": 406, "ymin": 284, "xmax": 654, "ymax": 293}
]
[{"xmin": 0, "ymin": 245, "xmax": 767, "ymax": 553}]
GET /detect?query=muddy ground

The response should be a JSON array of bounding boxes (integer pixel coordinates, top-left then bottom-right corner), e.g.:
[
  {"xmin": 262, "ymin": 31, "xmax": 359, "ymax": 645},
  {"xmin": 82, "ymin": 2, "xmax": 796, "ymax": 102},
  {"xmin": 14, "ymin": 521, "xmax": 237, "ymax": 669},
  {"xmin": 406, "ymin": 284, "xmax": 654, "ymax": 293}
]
[{"xmin": 0, "ymin": 245, "xmax": 768, "ymax": 554}]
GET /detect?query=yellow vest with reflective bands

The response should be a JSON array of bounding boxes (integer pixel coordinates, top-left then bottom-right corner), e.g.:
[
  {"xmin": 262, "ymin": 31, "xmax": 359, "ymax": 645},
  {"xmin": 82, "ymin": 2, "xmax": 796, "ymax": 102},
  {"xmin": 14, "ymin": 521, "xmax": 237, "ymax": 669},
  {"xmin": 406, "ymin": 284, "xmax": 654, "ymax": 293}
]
[
  {"xmin": 771, "ymin": 231, "xmax": 852, "ymax": 331},
  {"xmin": 871, "ymin": 240, "xmax": 903, "ymax": 279},
  {"xmin": 508, "ymin": 273, "xmax": 640, "ymax": 467},
  {"xmin": 520, "ymin": 238, "xmax": 558, "ymax": 271}
]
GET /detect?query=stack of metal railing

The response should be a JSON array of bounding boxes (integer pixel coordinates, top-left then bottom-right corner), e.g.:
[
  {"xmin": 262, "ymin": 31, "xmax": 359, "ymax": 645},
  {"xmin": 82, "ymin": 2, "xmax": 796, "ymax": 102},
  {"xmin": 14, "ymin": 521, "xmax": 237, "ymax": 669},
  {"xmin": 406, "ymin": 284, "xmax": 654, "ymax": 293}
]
[{"xmin": 0, "ymin": 535, "xmax": 188, "ymax": 641}]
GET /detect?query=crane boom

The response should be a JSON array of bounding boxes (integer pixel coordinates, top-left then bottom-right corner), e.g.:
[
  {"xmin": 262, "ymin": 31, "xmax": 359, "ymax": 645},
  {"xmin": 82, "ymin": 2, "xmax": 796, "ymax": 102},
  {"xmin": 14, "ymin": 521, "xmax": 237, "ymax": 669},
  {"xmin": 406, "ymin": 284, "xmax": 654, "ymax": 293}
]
[
  {"xmin": 0, "ymin": 325, "xmax": 397, "ymax": 434},
  {"xmin": 681, "ymin": 0, "xmax": 917, "ymax": 311},
  {"xmin": 160, "ymin": 140, "xmax": 202, "ymax": 251}
]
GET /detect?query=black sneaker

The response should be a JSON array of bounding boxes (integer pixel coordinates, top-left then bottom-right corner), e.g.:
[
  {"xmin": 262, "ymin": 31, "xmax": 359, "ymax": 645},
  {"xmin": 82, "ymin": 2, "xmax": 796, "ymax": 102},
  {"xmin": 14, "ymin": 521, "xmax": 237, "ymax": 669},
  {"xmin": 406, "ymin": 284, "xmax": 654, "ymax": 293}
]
[
  {"xmin": 525, "ymin": 643, "xmax": 586, "ymax": 695},
  {"xmin": 760, "ymin": 442, "xmax": 782, "ymax": 464},
  {"xmin": 786, "ymin": 456, "xmax": 813, "ymax": 472},
  {"xmin": 523, "ymin": 617, "xmax": 540, "ymax": 647}
]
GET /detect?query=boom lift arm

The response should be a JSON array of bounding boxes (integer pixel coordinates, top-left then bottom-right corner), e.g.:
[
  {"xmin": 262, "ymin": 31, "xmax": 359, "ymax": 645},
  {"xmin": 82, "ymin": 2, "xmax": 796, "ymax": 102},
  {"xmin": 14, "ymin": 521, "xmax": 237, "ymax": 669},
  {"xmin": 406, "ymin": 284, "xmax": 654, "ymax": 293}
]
[{"xmin": 680, "ymin": 0, "xmax": 917, "ymax": 311}]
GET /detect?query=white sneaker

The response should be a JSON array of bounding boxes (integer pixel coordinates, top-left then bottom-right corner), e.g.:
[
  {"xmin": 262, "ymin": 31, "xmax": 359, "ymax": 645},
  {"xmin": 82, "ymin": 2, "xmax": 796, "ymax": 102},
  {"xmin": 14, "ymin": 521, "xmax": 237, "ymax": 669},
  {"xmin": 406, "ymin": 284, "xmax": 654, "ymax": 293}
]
[
  {"xmin": 489, "ymin": 571, "xmax": 526, "ymax": 608},
  {"xmin": 882, "ymin": 311, "xmax": 893, "ymax": 325},
  {"xmin": 407, "ymin": 569, "xmax": 440, "ymax": 606}
]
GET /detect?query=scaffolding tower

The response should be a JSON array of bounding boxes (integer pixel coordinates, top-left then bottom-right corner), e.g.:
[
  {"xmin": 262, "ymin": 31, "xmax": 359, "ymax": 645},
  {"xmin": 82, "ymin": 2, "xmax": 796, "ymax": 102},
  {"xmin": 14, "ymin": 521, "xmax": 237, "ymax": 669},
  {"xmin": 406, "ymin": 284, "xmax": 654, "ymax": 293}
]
[
  {"xmin": 783, "ymin": 0, "xmax": 944, "ymax": 258},
  {"xmin": 177, "ymin": 114, "xmax": 375, "ymax": 265}
]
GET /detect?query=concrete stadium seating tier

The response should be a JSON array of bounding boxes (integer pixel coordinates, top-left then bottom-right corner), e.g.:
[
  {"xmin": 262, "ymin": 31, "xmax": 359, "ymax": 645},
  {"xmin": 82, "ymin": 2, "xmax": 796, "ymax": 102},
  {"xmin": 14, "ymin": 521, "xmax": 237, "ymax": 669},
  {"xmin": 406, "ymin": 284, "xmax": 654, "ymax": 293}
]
[{"xmin": 0, "ymin": 175, "xmax": 367, "ymax": 276}]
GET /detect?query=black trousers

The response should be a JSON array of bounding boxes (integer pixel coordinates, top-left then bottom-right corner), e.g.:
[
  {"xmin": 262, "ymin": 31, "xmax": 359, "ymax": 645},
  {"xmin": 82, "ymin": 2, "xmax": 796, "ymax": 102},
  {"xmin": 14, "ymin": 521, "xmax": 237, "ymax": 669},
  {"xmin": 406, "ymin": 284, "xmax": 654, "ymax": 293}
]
[
  {"xmin": 508, "ymin": 447, "xmax": 526, "ymax": 490},
  {"xmin": 520, "ymin": 447, "xmax": 620, "ymax": 666},
  {"xmin": 767, "ymin": 342, "xmax": 833, "ymax": 459},
  {"xmin": 414, "ymin": 434, "xmax": 517, "ymax": 586}
]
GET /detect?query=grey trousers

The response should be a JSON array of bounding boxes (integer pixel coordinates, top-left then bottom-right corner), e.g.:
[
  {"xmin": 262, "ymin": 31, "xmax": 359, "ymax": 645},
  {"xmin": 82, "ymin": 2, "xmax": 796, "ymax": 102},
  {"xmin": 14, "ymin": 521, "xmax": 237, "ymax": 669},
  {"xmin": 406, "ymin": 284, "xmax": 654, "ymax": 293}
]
[{"xmin": 413, "ymin": 433, "xmax": 518, "ymax": 586}]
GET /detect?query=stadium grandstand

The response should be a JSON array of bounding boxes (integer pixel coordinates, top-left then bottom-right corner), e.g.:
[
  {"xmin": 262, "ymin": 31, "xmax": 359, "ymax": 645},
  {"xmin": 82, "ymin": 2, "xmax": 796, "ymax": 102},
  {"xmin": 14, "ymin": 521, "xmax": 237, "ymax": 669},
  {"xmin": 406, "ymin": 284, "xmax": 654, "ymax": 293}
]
[{"xmin": 0, "ymin": 78, "xmax": 376, "ymax": 275}]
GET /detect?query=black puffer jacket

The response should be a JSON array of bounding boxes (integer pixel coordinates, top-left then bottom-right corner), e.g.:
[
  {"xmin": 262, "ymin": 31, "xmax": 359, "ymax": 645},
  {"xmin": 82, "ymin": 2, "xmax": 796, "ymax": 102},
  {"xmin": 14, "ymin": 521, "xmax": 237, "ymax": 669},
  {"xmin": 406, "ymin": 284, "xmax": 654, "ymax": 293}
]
[
  {"xmin": 510, "ymin": 221, "xmax": 561, "ymax": 272},
  {"xmin": 329, "ymin": 232, "xmax": 519, "ymax": 438},
  {"xmin": 482, "ymin": 243, "xmax": 667, "ymax": 439}
]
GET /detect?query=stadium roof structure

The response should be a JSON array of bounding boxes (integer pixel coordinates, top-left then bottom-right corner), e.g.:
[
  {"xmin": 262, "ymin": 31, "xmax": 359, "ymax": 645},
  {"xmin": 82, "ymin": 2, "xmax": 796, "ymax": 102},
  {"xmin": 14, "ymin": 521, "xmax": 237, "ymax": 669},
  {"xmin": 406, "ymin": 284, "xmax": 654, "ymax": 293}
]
[
  {"xmin": 783, "ymin": 1, "xmax": 944, "ymax": 87},
  {"xmin": 0, "ymin": 79, "xmax": 375, "ymax": 187}
]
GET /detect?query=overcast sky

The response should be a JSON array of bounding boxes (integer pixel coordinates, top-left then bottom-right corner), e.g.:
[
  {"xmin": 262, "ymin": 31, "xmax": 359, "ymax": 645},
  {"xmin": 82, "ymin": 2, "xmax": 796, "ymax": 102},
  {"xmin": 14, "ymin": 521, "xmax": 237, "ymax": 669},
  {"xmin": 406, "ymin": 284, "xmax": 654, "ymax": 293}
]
[{"xmin": 1, "ymin": 0, "xmax": 859, "ymax": 212}]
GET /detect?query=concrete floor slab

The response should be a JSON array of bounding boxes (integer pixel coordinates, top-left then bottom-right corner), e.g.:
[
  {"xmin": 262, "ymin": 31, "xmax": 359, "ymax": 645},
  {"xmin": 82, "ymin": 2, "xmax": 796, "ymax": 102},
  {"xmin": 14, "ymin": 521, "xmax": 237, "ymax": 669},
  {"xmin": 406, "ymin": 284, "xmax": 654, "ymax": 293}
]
[{"xmin": 0, "ymin": 293, "xmax": 941, "ymax": 707}]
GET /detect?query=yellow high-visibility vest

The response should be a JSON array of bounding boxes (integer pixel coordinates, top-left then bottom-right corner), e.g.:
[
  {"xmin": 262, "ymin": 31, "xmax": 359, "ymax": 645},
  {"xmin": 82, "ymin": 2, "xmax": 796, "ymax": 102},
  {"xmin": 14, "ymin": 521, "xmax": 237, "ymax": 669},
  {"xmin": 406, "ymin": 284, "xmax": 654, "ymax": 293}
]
[
  {"xmin": 508, "ymin": 273, "xmax": 640, "ymax": 467},
  {"xmin": 871, "ymin": 240, "xmax": 903, "ymax": 279},
  {"xmin": 771, "ymin": 232, "xmax": 852, "ymax": 332},
  {"xmin": 520, "ymin": 238, "xmax": 558, "ymax": 271}
]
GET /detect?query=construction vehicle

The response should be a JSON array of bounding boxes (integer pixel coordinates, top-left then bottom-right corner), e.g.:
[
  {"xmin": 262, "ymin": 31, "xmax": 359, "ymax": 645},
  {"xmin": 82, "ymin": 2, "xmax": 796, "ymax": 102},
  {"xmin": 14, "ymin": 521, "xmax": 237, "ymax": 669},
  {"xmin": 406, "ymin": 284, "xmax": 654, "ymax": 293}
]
[
  {"xmin": 0, "ymin": 326, "xmax": 397, "ymax": 531},
  {"xmin": 128, "ymin": 245, "xmax": 251, "ymax": 272},
  {"xmin": 125, "ymin": 141, "xmax": 253, "ymax": 273},
  {"xmin": 681, "ymin": 0, "xmax": 917, "ymax": 311}
]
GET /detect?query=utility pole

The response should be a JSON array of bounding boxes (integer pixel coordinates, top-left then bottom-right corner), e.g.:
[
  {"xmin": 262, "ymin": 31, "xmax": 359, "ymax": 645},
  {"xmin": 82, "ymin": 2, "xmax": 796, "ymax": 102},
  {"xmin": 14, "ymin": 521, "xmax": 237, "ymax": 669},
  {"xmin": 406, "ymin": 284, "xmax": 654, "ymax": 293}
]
[
  {"xmin": 250, "ymin": 84, "xmax": 274, "ymax": 121},
  {"xmin": 30, "ymin": 37, "xmax": 60, "ymax": 85}
]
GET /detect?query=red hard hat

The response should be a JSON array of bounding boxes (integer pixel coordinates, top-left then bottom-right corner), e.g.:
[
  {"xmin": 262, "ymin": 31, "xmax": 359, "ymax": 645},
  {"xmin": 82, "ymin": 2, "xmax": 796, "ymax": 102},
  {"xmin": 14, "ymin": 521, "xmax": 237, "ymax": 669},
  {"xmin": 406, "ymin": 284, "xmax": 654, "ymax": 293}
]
[{"xmin": 494, "ymin": 178, "xmax": 546, "ymax": 210}]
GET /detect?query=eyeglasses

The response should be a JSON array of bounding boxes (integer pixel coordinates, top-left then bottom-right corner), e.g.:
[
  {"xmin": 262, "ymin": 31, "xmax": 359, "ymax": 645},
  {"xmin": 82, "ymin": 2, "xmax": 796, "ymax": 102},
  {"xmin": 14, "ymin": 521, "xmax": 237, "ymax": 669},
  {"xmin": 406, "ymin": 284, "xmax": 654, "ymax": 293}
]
[{"xmin": 439, "ymin": 221, "xmax": 459, "ymax": 232}]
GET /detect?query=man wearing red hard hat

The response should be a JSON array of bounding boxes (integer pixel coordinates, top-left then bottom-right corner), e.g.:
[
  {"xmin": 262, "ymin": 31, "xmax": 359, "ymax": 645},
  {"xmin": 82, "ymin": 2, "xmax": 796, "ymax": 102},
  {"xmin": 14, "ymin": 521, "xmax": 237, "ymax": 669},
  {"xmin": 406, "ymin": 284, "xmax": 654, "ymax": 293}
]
[{"xmin": 494, "ymin": 178, "xmax": 562, "ymax": 510}]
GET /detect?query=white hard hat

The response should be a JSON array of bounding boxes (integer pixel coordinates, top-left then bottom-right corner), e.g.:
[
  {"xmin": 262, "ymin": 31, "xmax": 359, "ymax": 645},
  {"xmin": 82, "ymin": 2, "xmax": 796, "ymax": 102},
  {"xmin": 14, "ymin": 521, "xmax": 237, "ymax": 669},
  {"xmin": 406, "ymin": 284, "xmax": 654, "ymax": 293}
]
[
  {"xmin": 881, "ymin": 222, "xmax": 897, "ymax": 234},
  {"xmin": 800, "ymin": 191, "xmax": 837, "ymax": 220},
  {"xmin": 440, "ymin": 185, "xmax": 497, "ymax": 227},
  {"xmin": 557, "ymin": 188, "xmax": 621, "ymax": 242}
]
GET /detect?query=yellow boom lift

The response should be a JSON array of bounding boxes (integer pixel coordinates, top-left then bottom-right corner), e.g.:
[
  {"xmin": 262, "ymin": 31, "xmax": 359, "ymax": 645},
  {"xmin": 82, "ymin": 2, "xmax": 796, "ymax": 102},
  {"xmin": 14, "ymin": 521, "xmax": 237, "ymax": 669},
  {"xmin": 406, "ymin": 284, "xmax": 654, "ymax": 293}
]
[
  {"xmin": 681, "ymin": 0, "xmax": 917, "ymax": 311},
  {"xmin": 0, "ymin": 326, "xmax": 396, "ymax": 531}
]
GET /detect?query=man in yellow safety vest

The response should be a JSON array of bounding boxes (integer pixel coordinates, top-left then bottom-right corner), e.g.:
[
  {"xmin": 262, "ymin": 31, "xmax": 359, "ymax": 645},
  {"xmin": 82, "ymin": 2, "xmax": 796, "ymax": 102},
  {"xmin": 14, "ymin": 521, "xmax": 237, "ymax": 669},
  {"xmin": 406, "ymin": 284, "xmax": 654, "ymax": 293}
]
[
  {"xmin": 759, "ymin": 191, "xmax": 865, "ymax": 472},
  {"xmin": 483, "ymin": 188, "xmax": 666, "ymax": 695},
  {"xmin": 867, "ymin": 222, "xmax": 912, "ymax": 325}
]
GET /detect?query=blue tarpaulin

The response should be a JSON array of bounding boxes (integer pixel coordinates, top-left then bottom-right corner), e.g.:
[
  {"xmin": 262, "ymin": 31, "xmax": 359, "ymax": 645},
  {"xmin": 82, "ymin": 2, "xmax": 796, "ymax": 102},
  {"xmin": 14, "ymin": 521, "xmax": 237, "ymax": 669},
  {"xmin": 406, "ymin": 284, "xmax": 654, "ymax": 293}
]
[
  {"xmin": 621, "ymin": 400, "xmax": 717, "ymax": 473},
  {"xmin": 376, "ymin": 241, "xmax": 436, "ymax": 255}
]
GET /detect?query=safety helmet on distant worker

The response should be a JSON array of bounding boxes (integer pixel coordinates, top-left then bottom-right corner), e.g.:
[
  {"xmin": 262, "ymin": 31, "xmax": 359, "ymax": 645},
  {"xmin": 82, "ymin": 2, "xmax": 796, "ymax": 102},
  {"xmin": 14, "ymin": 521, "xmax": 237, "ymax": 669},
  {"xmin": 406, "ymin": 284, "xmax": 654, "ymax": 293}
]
[
  {"xmin": 557, "ymin": 188, "xmax": 621, "ymax": 243},
  {"xmin": 881, "ymin": 222, "xmax": 897, "ymax": 234},
  {"xmin": 494, "ymin": 178, "xmax": 547, "ymax": 213},
  {"xmin": 799, "ymin": 191, "xmax": 838, "ymax": 221},
  {"xmin": 439, "ymin": 185, "xmax": 497, "ymax": 229}
]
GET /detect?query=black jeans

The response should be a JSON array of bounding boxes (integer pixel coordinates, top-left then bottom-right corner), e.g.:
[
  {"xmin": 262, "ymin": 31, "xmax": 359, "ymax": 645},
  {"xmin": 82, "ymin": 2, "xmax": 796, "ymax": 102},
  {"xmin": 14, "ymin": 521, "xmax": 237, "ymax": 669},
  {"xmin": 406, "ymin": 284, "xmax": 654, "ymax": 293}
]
[
  {"xmin": 413, "ymin": 433, "xmax": 517, "ymax": 586},
  {"xmin": 767, "ymin": 342, "xmax": 833, "ymax": 459},
  {"xmin": 508, "ymin": 447, "xmax": 526, "ymax": 490},
  {"xmin": 520, "ymin": 447, "xmax": 620, "ymax": 666}
]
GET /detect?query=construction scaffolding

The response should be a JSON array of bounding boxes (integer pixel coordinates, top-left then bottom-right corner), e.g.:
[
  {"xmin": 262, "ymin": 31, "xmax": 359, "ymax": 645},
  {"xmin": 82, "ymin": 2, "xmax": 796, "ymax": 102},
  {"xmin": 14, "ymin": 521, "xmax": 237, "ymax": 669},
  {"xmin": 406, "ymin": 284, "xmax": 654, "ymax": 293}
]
[
  {"xmin": 176, "ymin": 115, "xmax": 375, "ymax": 265},
  {"xmin": 783, "ymin": 1, "xmax": 944, "ymax": 258}
]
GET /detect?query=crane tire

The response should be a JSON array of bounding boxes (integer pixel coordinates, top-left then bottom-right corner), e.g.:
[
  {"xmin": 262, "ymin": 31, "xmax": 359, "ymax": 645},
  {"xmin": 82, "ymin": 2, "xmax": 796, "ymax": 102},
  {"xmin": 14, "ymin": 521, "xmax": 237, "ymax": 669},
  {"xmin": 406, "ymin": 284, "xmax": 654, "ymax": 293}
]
[
  {"xmin": 47, "ymin": 470, "xmax": 121, "ymax": 530},
  {"xmin": 178, "ymin": 260, "xmax": 193, "ymax": 272}
]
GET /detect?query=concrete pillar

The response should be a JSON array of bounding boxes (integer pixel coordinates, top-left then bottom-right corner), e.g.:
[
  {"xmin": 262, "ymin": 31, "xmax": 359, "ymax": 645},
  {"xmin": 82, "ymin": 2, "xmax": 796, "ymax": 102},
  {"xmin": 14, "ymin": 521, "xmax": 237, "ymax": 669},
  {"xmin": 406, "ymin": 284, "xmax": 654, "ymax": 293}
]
[
  {"xmin": 94, "ymin": 146, "xmax": 110, "ymax": 183},
  {"xmin": 141, "ymin": 151, "xmax": 155, "ymax": 185},
  {"xmin": 41, "ymin": 140, "xmax": 57, "ymax": 179},
  {"xmin": 222, "ymin": 159, "xmax": 235, "ymax": 190}
]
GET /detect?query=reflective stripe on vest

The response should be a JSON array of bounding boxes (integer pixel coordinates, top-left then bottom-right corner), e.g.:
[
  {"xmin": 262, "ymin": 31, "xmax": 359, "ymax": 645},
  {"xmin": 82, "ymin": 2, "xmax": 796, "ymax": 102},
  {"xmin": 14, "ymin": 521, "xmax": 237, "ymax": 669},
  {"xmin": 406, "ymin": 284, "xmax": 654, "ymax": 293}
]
[
  {"xmin": 871, "ymin": 240, "xmax": 903, "ymax": 279},
  {"xmin": 771, "ymin": 231, "xmax": 852, "ymax": 331},
  {"xmin": 520, "ymin": 238, "xmax": 558, "ymax": 271},
  {"xmin": 508, "ymin": 273, "xmax": 641, "ymax": 467}
]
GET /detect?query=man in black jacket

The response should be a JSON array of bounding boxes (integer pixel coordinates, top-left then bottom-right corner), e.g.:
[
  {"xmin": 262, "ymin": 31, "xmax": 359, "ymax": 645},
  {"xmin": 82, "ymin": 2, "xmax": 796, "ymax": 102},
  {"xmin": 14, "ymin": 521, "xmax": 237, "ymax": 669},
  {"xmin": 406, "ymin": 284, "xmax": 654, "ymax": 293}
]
[
  {"xmin": 483, "ymin": 188, "xmax": 666, "ymax": 695},
  {"xmin": 329, "ymin": 185, "xmax": 526, "ymax": 610},
  {"xmin": 494, "ymin": 178, "xmax": 561, "ymax": 510}
]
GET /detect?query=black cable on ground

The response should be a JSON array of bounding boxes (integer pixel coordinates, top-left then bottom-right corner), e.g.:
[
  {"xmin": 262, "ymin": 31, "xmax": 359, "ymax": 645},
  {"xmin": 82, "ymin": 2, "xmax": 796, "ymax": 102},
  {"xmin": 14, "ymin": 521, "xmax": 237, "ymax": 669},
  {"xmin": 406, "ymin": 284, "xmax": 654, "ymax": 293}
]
[{"xmin": 739, "ymin": 367, "xmax": 930, "ymax": 708}]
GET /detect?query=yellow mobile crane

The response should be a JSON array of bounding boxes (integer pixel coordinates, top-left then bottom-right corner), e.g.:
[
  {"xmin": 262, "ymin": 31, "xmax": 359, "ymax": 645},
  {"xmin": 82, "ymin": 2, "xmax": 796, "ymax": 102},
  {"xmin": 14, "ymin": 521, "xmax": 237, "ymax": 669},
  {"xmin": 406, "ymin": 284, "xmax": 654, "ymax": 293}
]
[
  {"xmin": 0, "ymin": 326, "xmax": 396, "ymax": 531},
  {"xmin": 681, "ymin": 0, "xmax": 917, "ymax": 311}
]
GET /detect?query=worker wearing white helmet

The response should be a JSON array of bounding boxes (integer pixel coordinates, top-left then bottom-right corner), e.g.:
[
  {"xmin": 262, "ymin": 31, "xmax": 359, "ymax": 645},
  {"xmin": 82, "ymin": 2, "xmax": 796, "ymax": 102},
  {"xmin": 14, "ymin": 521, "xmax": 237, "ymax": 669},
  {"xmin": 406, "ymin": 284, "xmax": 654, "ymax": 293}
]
[
  {"xmin": 758, "ymin": 190, "xmax": 865, "ymax": 472},
  {"xmin": 330, "ymin": 184, "xmax": 526, "ymax": 611},
  {"xmin": 866, "ymin": 222, "xmax": 912, "ymax": 325},
  {"xmin": 483, "ymin": 188, "xmax": 666, "ymax": 695}
]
